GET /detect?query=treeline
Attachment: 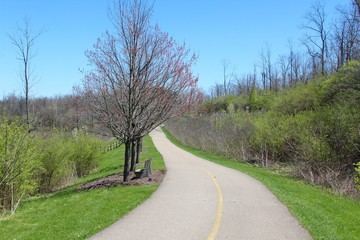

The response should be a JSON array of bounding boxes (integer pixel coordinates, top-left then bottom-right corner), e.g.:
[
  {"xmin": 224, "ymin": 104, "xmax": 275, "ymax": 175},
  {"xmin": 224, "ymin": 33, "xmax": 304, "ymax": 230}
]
[
  {"xmin": 167, "ymin": 61, "xmax": 360, "ymax": 196},
  {"xmin": 0, "ymin": 94, "xmax": 111, "ymax": 138},
  {"xmin": 0, "ymin": 118, "xmax": 104, "ymax": 215},
  {"xmin": 210, "ymin": 1, "xmax": 360, "ymax": 98},
  {"xmin": 0, "ymin": 93, "xmax": 111, "ymax": 215},
  {"xmin": 0, "ymin": 94, "xmax": 79, "ymax": 130}
]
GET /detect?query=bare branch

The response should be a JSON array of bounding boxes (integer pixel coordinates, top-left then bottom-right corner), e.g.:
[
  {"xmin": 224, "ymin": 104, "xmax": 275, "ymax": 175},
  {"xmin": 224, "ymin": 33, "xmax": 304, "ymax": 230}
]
[
  {"xmin": 300, "ymin": 2, "xmax": 329, "ymax": 76},
  {"xmin": 78, "ymin": 0, "xmax": 201, "ymax": 182},
  {"xmin": 9, "ymin": 18, "xmax": 45, "ymax": 125}
]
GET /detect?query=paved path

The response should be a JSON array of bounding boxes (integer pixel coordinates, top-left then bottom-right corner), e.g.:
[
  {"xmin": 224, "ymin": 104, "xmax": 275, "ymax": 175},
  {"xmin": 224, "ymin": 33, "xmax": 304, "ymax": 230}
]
[{"xmin": 90, "ymin": 128, "xmax": 311, "ymax": 240}]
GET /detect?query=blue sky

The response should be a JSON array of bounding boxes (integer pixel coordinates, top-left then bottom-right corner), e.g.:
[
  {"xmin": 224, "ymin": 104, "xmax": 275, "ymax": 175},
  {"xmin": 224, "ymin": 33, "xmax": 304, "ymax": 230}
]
[{"xmin": 0, "ymin": 0, "xmax": 346, "ymax": 98}]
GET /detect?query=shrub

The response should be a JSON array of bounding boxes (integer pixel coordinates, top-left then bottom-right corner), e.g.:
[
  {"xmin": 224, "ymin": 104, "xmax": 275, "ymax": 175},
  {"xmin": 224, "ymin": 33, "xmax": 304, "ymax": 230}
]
[
  {"xmin": 70, "ymin": 128, "xmax": 104, "ymax": 178},
  {"xmin": 169, "ymin": 63, "xmax": 360, "ymax": 195},
  {"xmin": 38, "ymin": 131, "xmax": 74, "ymax": 192},
  {"xmin": 38, "ymin": 129, "xmax": 104, "ymax": 192},
  {"xmin": 274, "ymin": 82, "xmax": 321, "ymax": 115},
  {"xmin": 322, "ymin": 61, "xmax": 360, "ymax": 106},
  {"xmin": 355, "ymin": 162, "xmax": 360, "ymax": 191},
  {"xmin": 0, "ymin": 118, "xmax": 42, "ymax": 214},
  {"xmin": 247, "ymin": 89, "xmax": 275, "ymax": 112}
]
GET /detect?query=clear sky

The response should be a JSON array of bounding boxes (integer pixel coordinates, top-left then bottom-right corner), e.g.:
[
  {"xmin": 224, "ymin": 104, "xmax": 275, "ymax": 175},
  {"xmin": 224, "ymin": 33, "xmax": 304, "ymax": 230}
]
[{"xmin": 0, "ymin": 0, "xmax": 346, "ymax": 98}]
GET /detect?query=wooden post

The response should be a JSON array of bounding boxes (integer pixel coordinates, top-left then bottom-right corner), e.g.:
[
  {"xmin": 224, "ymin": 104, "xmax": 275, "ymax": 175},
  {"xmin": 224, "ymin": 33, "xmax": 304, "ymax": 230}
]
[{"xmin": 143, "ymin": 158, "xmax": 152, "ymax": 178}]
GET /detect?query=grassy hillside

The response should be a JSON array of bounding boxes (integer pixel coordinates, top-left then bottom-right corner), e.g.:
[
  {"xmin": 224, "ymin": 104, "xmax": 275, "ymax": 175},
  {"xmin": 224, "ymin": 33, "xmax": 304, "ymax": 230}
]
[
  {"xmin": 164, "ymin": 129, "xmax": 360, "ymax": 240},
  {"xmin": 169, "ymin": 61, "xmax": 360, "ymax": 195},
  {"xmin": 0, "ymin": 135, "xmax": 164, "ymax": 240}
]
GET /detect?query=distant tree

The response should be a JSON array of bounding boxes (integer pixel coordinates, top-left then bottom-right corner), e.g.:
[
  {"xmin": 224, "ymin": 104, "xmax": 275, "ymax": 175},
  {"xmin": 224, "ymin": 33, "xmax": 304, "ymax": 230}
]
[
  {"xmin": 9, "ymin": 18, "xmax": 44, "ymax": 125},
  {"xmin": 300, "ymin": 2, "xmax": 329, "ymax": 76},
  {"xmin": 222, "ymin": 60, "xmax": 235, "ymax": 96},
  {"xmin": 278, "ymin": 54, "xmax": 289, "ymax": 89},
  {"xmin": 210, "ymin": 83, "xmax": 224, "ymax": 99},
  {"xmin": 0, "ymin": 93, "xmax": 24, "ymax": 120},
  {"xmin": 259, "ymin": 44, "xmax": 275, "ymax": 90},
  {"xmin": 259, "ymin": 47, "xmax": 268, "ymax": 90},
  {"xmin": 355, "ymin": 0, "xmax": 360, "ymax": 14},
  {"xmin": 233, "ymin": 73, "xmax": 254, "ymax": 95},
  {"xmin": 331, "ymin": 2, "xmax": 360, "ymax": 70},
  {"xmin": 79, "ymin": 0, "xmax": 201, "ymax": 182}
]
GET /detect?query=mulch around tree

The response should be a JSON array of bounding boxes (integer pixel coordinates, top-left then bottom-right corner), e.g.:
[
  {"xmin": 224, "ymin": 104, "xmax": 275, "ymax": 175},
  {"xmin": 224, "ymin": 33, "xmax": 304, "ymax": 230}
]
[{"xmin": 77, "ymin": 169, "xmax": 166, "ymax": 191}]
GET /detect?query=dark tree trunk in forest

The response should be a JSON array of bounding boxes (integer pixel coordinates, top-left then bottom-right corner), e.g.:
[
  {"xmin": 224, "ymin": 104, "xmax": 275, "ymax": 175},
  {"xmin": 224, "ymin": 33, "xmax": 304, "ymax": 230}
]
[{"xmin": 1, "ymin": 185, "xmax": 7, "ymax": 215}]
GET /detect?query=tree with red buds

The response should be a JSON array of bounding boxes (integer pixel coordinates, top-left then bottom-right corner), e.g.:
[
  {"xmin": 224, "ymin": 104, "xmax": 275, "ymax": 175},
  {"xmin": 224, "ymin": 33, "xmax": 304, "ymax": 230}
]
[{"xmin": 79, "ymin": 0, "xmax": 202, "ymax": 182}]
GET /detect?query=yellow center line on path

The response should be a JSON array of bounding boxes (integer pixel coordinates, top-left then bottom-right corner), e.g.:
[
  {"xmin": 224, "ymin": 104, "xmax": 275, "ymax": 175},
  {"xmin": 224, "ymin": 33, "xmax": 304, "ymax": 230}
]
[
  {"xmin": 173, "ymin": 151, "xmax": 223, "ymax": 239},
  {"xmin": 202, "ymin": 169, "xmax": 223, "ymax": 240}
]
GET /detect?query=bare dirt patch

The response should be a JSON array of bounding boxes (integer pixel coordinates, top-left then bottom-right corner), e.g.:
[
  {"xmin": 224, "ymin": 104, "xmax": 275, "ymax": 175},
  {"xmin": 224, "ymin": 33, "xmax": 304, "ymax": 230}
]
[{"xmin": 77, "ymin": 169, "xmax": 166, "ymax": 191}]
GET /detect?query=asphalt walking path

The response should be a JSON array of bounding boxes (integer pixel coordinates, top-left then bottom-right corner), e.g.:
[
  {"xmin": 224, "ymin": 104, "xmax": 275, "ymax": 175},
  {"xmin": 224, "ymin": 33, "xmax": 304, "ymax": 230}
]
[{"xmin": 89, "ymin": 128, "xmax": 311, "ymax": 240}]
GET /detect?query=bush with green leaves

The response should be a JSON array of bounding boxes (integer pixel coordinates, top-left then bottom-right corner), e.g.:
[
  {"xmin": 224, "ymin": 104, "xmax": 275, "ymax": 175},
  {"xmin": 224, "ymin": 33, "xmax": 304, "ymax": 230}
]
[
  {"xmin": 38, "ymin": 131, "xmax": 74, "ymax": 192},
  {"xmin": 38, "ymin": 129, "xmax": 104, "ymax": 192},
  {"xmin": 322, "ymin": 61, "xmax": 360, "ymax": 106},
  {"xmin": 70, "ymin": 128, "xmax": 104, "ymax": 178},
  {"xmin": 247, "ymin": 89, "xmax": 275, "ymax": 112},
  {"xmin": 355, "ymin": 162, "xmax": 360, "ymax": 191},
  {"xmin": 274, "ymin": 82, "xmax": 321, "ymax": 115},
  {"xmin": 0, "ymin": 118, "xmax": 42, "ymax": 214},
  {"xmin": 168, "ymin": 61, "xmax": 360, "ymax": 195}
]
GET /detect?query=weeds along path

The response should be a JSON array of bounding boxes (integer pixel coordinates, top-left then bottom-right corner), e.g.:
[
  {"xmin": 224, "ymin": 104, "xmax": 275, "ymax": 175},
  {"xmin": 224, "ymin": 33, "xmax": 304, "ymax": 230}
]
[{"xmin": 90, "ymin": 128, "xmax": 311, "ymax": 240}]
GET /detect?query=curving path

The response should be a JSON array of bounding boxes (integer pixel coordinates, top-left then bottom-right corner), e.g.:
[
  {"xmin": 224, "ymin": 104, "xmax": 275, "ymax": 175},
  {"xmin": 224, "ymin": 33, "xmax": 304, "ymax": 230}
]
[{"xmin": 89, "ymin": 128, "xmax": 311, "ymax": 240}]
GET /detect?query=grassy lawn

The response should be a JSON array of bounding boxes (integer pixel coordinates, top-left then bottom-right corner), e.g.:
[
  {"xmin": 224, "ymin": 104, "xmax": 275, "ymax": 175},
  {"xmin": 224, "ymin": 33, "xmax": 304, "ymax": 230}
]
[
  {"xmin": 0, "ymin": 135, "xmax": 164, "ymax": 240},
  {"xmin": 74, "ymin": 135, "xmax": 165, "ymax": 185},
  {"xmin": 163, "ymin": 128, "xmax": 360, "ymax": 240}
]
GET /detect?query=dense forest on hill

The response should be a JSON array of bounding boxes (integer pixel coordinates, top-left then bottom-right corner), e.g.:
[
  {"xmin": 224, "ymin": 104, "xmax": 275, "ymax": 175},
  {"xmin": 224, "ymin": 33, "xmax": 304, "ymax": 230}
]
[{"xmin": 167, "ymin": 61, "xmax": 360, "ymax": 196}]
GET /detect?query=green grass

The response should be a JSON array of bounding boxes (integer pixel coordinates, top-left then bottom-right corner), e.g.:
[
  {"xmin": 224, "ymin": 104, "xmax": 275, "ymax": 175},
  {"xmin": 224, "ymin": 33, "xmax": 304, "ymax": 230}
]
[
  {"xmin": 74, "ymin": 135, "xmax": 164, "ymax": 186},
  {"xmin": 0, "ymin": 135, "xmax": 164, "ymax": 240},
  {"xmin": 163, "ymin": 128, "xmax": 360, "ymax": 240},
  {"xmin": 142, "ymin": 134, "xmax": 165, "ymax": 170}
]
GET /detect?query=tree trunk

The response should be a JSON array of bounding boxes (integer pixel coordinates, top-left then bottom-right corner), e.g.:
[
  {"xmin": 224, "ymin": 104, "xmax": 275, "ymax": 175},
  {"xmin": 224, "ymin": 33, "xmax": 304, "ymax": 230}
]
[
  {"xmin": 1, "ymin": 185, "xmax": 10, "ymax": 215},
  {"xmin": 1, "ymin": 185, "xmax": 6, "ymax": 215},
  {"xmin": 123, "ymin": 140, "xmax": 131, "ymax": 182},
  {"xmin": 135, "ymin": 138, "xmax": 141, "ymax": 164},
  {"xmin": 130, "ymin": 140, "xmax": 136, "ymax": 171},
  {"xmin": 11, "ymin": 182, "xmax": 14, "ymax": 213}
]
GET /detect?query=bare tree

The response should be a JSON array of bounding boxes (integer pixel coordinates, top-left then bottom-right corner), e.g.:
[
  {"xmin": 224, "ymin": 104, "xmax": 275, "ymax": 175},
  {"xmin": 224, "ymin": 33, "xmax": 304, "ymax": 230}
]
[
  {"xmin": 259, "ymin": 48, "xmax": 267, "ymax": 90},
  {"xmin": 222, "ymin": 60, "xmax": 235, "ymax": 96},
  {"xmin": 355, "ymin": 0, "xmax": 360, "ymax": 14},
  {"xmin": 331, "ymin": 16, "xmax": 347, "ymax": 70},
  {"xmin": 233, "ymin": 73, "xmax": 253, "ymax": 95},
  {"xmin": 300, "ymin": 2, "xmax": 329, "ymax": 76},
  {"xmin": 79, "ymin": 0, "xmax": 201, "ymax": 182},
  {"xmin": 259, "ymin": 44, "xmax": 274, "ymax": 90},
  {"xmin": 331, "ymin": 3, "xmax": 360, "ymax": 70},
  {"xmin": 288, "ymin": 44, "xmax": 295, "ymax": 85},
  {"xmin": 210, "ymin": 83, "xmax": 224, "ymax": 99},
  {"xmin": 278, "ymin": 54, "xmax": 289, "ymax": 88},
  {"xmin": 9, "ymin": 19, "xmax": 44, "ymax": 125}
]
